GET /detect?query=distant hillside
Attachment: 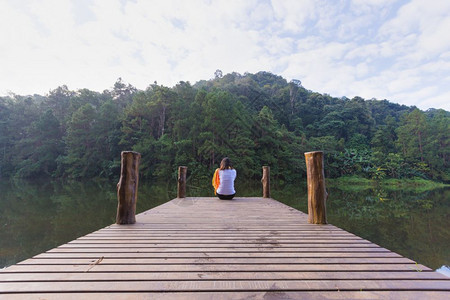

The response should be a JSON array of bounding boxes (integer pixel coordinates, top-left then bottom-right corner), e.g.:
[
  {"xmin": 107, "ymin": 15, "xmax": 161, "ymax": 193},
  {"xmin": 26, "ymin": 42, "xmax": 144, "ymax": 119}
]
[{"xmin": 0, "ymin": 71, "xmax": 448, "ymax": 182}]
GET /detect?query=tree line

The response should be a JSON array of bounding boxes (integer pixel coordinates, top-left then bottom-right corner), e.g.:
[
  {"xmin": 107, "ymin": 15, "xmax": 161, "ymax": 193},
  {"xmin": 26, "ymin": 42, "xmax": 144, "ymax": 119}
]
[{"xmin": 0, "ymin": 71, "xmax": 448, "ymax": 183}]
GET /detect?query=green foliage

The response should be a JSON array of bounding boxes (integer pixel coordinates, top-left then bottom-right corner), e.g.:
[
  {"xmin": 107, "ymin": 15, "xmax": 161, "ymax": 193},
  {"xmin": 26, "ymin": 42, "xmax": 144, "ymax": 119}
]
[
  {"xmin": 396, "ymin": 108, "xmax": 428, "ymax": 162},
  {"xmin": 14, "ymin": 110, "xmax": 64, "ymax": 178},
  {"xmin": 0, "ymin": 72, "xmax": 448, "ymax": 183}
]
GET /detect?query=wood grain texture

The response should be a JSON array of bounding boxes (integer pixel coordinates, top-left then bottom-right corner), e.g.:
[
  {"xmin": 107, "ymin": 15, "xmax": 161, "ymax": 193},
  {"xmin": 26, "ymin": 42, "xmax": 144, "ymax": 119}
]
[
  {"xmin": 305, "ymin": 151, "xmax": 327, "ymax": 224},
  {"xmin": 1, "ymin": 197, "xmax": 449, "ymax": 299},
  {"xmin": 2, "ymin": 291, "xmax": 450, "ymax": 300},
  {"xmin": 177, "ymin": 166, "xmax": 187, "ymax": 198},
  {"xmin": 116, "ymin": 151, "xmax": 140, "ymax": 224},
  {"xmin": 262, "ymin": 166, "xmax": 270, "ymax": 198}
]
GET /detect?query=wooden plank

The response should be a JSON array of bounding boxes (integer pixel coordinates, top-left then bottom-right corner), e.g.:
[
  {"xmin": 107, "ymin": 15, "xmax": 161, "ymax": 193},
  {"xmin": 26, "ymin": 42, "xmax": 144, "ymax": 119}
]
[
  {"xmin": 98, "ymin": 227, "xmax": 345, "ymax": 231},
  {"xmin": 96, "ymin": 226, "xmax": 342, "ymax": 230},
  {"xmin": 1, "ymin": 271, "xmax": 444, "ymax": 282},
  {"xmin": 18, "ymin": 257, "xmax": 414, "ymax": 265},
  {"xmin": 2, "ymin": 291, "xmax": 450, "ymax": 300},
  {"xmin": 79, "ymin": 235, "xmax": 363, "ymax": 240},
  {"xmin": 58, "ymin": 242, "xmax": 379, "ymax": 247},
  {"xmin": 1, "ymin": 196, "xmax": 448, "ymax": 299},
  {"xmin": 67, "ymin": 239, "xmax": 370, "ymax": 244},
  {"xmin": 1, "ymin": 280, "xmax": 449, "ymax": 293},
  {"xmin": 99, "ymin": 226, "xmax": 345, "ymax": 230},
  {"xmin": 45, "ymin": 247, "xmax": 393, "ymax": 253},
  {"xmin": 84, "ymin": 233, "xmax": 357, "ymax": 238},
  {"xmin": 5, "ymin": 291, "xmax": 450, "ymax": 300},
  {"xmin": 34, "ymin": 251, "xmax": 404, "ymax": 258},
  {"xmin": 2, "ymin": 263, "xmax": 429, "ymax": 273}
]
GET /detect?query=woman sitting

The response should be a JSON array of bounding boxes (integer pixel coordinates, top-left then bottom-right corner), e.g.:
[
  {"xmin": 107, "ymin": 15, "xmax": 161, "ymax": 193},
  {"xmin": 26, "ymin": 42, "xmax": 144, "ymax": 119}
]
[{"xmin": 212, "ymin": 157, "xmax": 236, "ymax": 200}]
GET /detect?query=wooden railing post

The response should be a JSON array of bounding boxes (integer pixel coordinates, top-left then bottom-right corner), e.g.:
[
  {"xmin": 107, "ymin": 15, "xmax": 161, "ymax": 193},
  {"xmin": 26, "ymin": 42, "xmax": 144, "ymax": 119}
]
[
  {"xmin": 304, "ymin": 151, "xmax": 327, "ymax": 224},
  {"xmin": 177, "ymin": 166, "xmax": 187, "ymax": 198},
  {"xmin": 116, "ymin": 151, "xmax": 141, "ymax": 224},
  {"xmin": 262, "ymin": 166, "xmax": 270, "ymax": 198}
]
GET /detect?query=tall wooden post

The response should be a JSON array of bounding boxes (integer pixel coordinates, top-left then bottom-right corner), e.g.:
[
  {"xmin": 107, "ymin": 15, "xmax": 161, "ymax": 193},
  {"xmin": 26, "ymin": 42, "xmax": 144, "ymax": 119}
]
[
  {"xmin": 177, "ymin": 166, "xmax": 187, "ymax": 198},
  {"xmin": 116, "ymin": 151, "xmax": 141, "ymax": 225},
  {"xmin": 304, "ymin": 151, "xmax": 327, "ymax": 224},
  {"xmin": 262, "ymin": 166, "xmax": 270, "ymax": 198}
]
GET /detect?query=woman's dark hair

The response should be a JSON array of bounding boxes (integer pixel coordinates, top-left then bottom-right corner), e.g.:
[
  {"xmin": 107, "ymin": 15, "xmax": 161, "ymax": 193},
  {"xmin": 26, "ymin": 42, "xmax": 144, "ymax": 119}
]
[{"xmin": 219, "ymin": 157, "xmax": 233, "ymax": 170}]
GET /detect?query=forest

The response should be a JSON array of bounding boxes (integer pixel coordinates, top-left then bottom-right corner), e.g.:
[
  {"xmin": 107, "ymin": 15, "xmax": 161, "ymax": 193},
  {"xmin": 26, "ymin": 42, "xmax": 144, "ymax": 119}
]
[{"xmin": 0, "ymin": 71, "xmax": 448, "ymax": 183}]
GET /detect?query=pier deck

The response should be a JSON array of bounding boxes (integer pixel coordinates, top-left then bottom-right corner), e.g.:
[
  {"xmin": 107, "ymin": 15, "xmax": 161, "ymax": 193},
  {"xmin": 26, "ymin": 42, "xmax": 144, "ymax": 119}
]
[{"xmin": 1, "ymin": 197, "xmax": 449, "ymax": 299}]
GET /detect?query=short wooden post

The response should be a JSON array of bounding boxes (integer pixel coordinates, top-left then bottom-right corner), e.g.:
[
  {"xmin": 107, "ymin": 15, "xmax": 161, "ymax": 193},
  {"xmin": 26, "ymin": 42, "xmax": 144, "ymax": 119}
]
[
  {"xmin": 262, "ymin": 166, "xmax": 270, "ymax": 198},
  {"xmin": 304, "ymin": 151, "xmax": 327, "ymax": 224},
  {"xmin": 116, "ymin": 151, "xmax": 141, "ymax": 224},
  {"xmin": 177, "ymin": 166, "xmax": 187, "ymax": 198}
]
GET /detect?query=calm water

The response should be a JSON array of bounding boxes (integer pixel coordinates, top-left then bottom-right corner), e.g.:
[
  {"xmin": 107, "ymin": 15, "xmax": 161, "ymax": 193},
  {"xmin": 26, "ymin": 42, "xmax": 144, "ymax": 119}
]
[{"xmin": 1, "ymin": 178, "xmax": 449, "ymax": 274}]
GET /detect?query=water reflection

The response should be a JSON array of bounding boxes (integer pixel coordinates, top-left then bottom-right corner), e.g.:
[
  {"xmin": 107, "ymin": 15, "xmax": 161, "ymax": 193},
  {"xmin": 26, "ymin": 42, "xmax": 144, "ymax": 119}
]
[
  {"xmin": 0, "ymin": 178, "xmax": 175, "ymax": 268},
  {"xmin": 0, "ymin": 179, "xmax": 112, "ymax": 267},
  {"xmin": 0, "ymin": 178, "xmax": 448, "ymax": 272},
  {"xmin": 327, "ymin": 187, "xmax": 449, "ymax": 271}
]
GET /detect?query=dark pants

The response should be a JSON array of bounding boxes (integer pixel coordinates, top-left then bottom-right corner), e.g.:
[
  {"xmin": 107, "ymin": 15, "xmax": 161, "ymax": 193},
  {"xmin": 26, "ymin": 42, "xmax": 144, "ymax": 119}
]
[{"xmin": 217, "ymin": 193, "xmax": 235, "ymax": 200}]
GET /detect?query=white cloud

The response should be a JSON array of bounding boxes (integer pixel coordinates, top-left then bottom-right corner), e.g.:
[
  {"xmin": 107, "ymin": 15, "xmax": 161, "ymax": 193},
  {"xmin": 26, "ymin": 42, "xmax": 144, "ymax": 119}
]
[
  {"xmin": 0, "ymin": 0, "xmax": 449, "ymax": 110},
  {"xmin": 270, "ymin": 0, "xmax": 316, "ymax": 33},
  {"xmin": 421, "ymin": 92, "xmax": 450, "ymax": 111}
]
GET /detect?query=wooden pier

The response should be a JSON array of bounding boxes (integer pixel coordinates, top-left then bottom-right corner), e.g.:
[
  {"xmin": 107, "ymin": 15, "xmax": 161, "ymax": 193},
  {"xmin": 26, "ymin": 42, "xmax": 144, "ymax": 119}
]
[{"xmin": 1, "ymin": 197, "xmax": 449, "ymax": 299}]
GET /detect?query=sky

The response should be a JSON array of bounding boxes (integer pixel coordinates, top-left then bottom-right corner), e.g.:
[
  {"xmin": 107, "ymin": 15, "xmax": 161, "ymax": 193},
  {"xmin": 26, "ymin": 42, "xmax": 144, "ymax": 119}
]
[{"xmin": 1, "ymin": 0, "xmax": 449, "ymax": 111}]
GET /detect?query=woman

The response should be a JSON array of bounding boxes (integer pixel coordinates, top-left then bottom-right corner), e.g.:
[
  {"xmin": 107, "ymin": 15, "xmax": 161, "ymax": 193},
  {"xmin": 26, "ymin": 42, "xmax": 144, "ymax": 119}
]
[{"xmin": 212, "ymin": 157, "xmax": 236, "ymax": 200}]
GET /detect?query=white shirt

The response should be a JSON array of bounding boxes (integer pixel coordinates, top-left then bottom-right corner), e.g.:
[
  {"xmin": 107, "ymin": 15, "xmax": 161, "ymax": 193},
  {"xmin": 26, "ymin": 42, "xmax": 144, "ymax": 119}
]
[{"xmin": 216, "ymin": 169, "xmax": 236, "ymax": 195}]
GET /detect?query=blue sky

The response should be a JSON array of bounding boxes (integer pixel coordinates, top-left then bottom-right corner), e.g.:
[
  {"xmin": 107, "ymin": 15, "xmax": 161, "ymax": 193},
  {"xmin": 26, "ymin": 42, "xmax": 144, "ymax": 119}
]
[{"xmin": 1, "ymin": 0, "xmax": 449, "ymax": 110}]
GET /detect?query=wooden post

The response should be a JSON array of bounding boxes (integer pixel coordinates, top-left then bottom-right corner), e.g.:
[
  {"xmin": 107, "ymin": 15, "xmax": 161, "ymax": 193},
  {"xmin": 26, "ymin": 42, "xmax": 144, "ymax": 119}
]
[
  {"xmin": 262, "ymin": 166, "xmax": 270, "ymax": 198},
  {"xmin": 116, "ymin": 151, "xmax": 141, "ymax": 225},
  {"xmin": 177, "ymin": 166, "xmax": 187, "ymax": 198},
  {"xmin": 304, "ymin": 151, "xmax": 327, "ymax": 224}
]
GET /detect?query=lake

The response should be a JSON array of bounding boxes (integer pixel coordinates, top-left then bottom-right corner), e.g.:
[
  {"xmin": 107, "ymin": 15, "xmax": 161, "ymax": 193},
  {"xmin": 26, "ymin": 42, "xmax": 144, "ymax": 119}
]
[{"xmin": 1, "ymin": 178, "xmax": 449, "ymax": 276}]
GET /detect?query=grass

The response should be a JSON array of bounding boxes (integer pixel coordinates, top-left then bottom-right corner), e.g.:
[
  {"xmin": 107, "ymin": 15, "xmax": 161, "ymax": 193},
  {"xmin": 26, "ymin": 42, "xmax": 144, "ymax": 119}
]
[
  {"xmin": 381, "ymin": 177, "xmax": 449, "ymax": 192},
  {"xmin": 327, "ymin": 175, "xmax": 372, "ymax": 185},
  {"xmin": 382, "ymin": 177, "xmax": 448, "ymax": 187},
  {"xmin": 327, "ymin": 176, "xmax": 449, "ymax": 192}
]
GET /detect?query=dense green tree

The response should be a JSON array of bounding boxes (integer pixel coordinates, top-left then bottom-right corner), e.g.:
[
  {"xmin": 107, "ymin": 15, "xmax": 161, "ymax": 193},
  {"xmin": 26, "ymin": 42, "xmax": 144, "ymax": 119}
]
[
  {"xmin": 217, "ymin": 99, "xmax": 256, "ymax": 178},
  {"xmin": 318, "ymin": 110, "xmax": 346, "ymax": 139},
  {"xmin": 0, "ymin": 97, "xmax": 14, "ymax": 177},
  {"xmin": 1, "ymin": 72, "xmax": 448, "ymax": 183},
  {"xmin": 383, "ymin": 153, "xmax": 406, "ymax": 178},
  {"xmin": 150, "ymin": 84, "xmax": 177, "ymax": 139},
  {"xmin": 120, "ymin": 91, "xmax": 154, "ymax": 149},
  {"xmin": 397, "ymin": 109, "xmax": 428, "ymax": 162},
  {"xmin": 425, "ymin": 109, "xmax": 450, "ymax": 180},
  {"xmin": 1, "ymin": 96, "xmax": 42, "ymax": 177},
  {"xmin": 44, "ymin": 85, "xmax": 75, "ymax": 129},
  {"xmin": 110, "ymin": 78, "xmax": 137, "ymax": 110},
  {"xmin": 253, "ymin": 106, "xmax": 304, "ymax": 180},
  {"xmin": 371, "ymin": 115, "xmax": 397, "ymax": 155},
  {"xmin": 171, "ymin": 85, "xmax": 203, "ymax": 175},
  {"xmin": 14, "ymin": 110, "xmax": 64, "ymax": 177},
  {"xmin": 95, "ymin": 100, "xmax": 122, "ymax": 177},
  {"xmin": 342, "ymin": 96, "xmax": 375, "ymax": 142},
  {"xmin": 62, "ymin": 104, "xmax": 99, "ymax": 178},
  {"xmin": 197, "ymin": 90, "xmax": 237, "ymax": 168},
  {"xmin": 253, "ymin": 106, "xmax": 280, "ymax": 173}
]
